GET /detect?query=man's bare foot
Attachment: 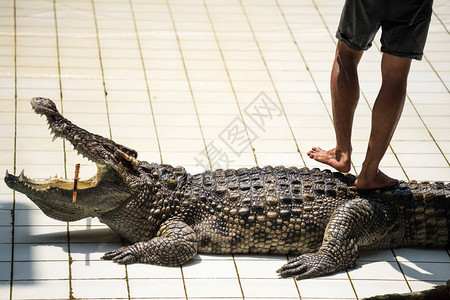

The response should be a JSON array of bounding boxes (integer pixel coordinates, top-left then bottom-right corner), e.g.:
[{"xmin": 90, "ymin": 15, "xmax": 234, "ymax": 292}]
[
  {"xmin": 355, "ymin": 169, "xmax": 399, "ymax": 190},
  {"xmin": 307, "ymin": 147, "xmax": 351, "ymax": 173}
]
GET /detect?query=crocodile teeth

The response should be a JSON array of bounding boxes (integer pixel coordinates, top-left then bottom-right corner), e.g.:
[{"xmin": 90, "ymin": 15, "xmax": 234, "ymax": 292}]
[
  {"xmin": 19, "ymin": 170, "xmax": 25, "ymax": 182},
  {"xmin": 117, "ymin": 149, "xmax": 139, "ymax": 171}
]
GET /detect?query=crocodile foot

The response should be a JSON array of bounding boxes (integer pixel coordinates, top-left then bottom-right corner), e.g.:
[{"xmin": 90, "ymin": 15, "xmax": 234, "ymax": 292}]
[
  {"xmin": 102, "ymin": 245, "xmax": 138, "ymax": 264},
  {"xmin": 277, "ymin": 252, "xmax": 338, "ymax": 280}
]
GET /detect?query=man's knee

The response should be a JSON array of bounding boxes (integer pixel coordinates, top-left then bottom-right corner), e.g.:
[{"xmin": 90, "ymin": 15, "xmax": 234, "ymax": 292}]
[
  {"xmin": 381, "ymin": 54, "xmax": 412, "ymax": 82},
  {"xmin": 336, "ymin": 41, "xmax": 363, "ymax": 62}
]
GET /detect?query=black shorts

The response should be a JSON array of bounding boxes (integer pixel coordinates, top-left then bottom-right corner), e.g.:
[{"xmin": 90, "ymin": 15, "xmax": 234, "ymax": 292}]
[{"xmin": 336, "ymin": 0, "xmax": 433, "ymax": 60}]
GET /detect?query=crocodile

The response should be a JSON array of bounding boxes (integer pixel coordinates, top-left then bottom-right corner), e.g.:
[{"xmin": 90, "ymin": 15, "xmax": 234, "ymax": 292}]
[{"xmin": 4, "ymin": 97, "xmax": 450, "ymax": 280}]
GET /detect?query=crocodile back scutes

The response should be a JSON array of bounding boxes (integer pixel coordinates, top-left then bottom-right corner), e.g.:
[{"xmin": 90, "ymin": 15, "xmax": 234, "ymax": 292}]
[
  {"xmin": 401, "ymin": 180, "xmax": 450, "ymax": 247},
  {"xmin": 191, "ymin": 166, "xmax": 359, "ymax": 226}
]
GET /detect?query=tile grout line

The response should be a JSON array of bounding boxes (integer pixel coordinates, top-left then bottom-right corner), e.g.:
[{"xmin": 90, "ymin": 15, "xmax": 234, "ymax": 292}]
[
  {"xmin": 202, "ymin": 0, "xmax": 252, "ymax": 295},
  {"xmin": 403, "ymin": 10, "xmax": 450, "ymax": 166},
  {"xmin": 202, "ymin": 1, "xmax": 263, "ymax": 294},
  {"xmin": 90, "ymin": 0, "xmax": 132, "ymax": 299},
  {"xmin": 238, "ymin": 0, "xmax": 307, "ymax": 168},
  {"xmin": 391, "ymin": 249, "xmax": 413, "ymax": 293},
  {"xmin": 163, "ymin": 0, "xmax": 218, "ymax": 294},
  {"xmin": 51, "ymin": 2, "xmax": 67, "ymax": 180},
  {"xmin": 52, "ymin": 1, "xmax": 73, "ymax": 299},
  {"xmin": 165, "ymin": 0, "xmax": 213, "ymax": 169},
  {"xmin": 90, "ymin": 0, "xmax": 113, "ymax": 140},
  {"xmin": 9, "ymin": 0, "xmax": 17, "ymax": 298},
  {"xmin": 179, "ymin": 266, "xmax": 189, "ymax": 300},
  {"xmin": 284, "ymin": 255, "xmax": 303, "ymax": 300},
  {"xmin": 128, "ymin": 0, "xmax": 164, "ymax": 164},
  {"xmin": 432, "ymin": 10, "xmax": 449, "ymax": 35},
  {"xmin": 346, "ymin": 271, "xmax": 359, "ymax": 300},
  {"xmin": 202, "ymin": 0, "xmax": 259, "ymax": 168},
  {"xmin": 243, "ymin": 1, "xmax": 329, "ymax": 295},
  {"xmin": 405, "ymin": 94, "xmax": 450, "ymax": 167},
  {"xmin": 275, "ymin": 0, "xmax": 341, "ymax": 170},
  {"xmin": 231, "ymin": 255, "xmax": 245, "ymax": 299},
  {"xmin": 422, "ymin": 54, "xmax": 449, "ymax": 93}
]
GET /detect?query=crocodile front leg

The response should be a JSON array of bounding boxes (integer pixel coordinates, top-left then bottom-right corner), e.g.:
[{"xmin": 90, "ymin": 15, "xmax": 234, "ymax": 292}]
[
  {"xmin": 102, "ymin": 217, "xmax": 198, "ymax": 266},
  {"xmin": 278, "ymin": 199, "xmax": 396, "ymax": 279}
]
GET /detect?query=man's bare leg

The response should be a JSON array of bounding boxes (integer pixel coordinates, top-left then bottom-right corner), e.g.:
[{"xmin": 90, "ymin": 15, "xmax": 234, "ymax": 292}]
[
  {"xmin": 308, "ymin": 41, "xmax": 363, "ymax": 172},
  {"xmin": 355, "ymin": 53, "xmax": 412, "ymax": 190}
]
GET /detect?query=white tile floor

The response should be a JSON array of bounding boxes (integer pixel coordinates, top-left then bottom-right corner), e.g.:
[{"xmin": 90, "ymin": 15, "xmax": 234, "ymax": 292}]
[{"xmin": 0, "ymin": 0, "xmax": 449, "ymax": 299}]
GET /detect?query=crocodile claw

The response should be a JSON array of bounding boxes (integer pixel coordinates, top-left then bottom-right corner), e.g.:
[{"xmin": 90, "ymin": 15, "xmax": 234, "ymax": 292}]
[
  {"xmin": 277, "ymin": 253, "xmax": 337, "ymax": 280},
  {"xmin": 102, "ymin": 246, "xmax": 137, "ymax": 264}
]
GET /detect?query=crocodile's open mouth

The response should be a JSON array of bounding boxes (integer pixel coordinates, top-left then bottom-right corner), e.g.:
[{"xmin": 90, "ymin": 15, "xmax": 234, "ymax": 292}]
[
  {"xmin": 3, "ymin": 97, "xmax": 135, "ymax": 221},
  {"xmin": 5, "ymin": 97, "xmax": 139, "ymax": 192},
  {"xmin": 5, "ymin": 164, "xmax": 107, "ymax": 193}
]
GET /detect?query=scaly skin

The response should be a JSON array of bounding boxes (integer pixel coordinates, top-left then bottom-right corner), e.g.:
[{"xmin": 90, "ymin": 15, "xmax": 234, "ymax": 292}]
[{"xmin": 4, "ymin": 98, "xmax": 450, "ymax": 280}]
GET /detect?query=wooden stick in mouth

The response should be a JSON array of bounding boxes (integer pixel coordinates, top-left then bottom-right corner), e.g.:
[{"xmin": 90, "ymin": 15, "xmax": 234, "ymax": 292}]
[{"xmin": 73, "ymin": 163, "xmax": 80, "ymax": 204}]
